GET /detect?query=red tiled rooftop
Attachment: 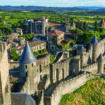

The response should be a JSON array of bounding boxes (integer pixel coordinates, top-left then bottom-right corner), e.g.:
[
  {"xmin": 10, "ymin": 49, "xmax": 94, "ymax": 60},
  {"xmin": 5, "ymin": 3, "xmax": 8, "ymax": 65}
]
[
  {"xmin": 48, "ymin": 30, "xmax": 64, "ymax": 37},
  {"xmin": 49, "ymin": 23, "xmax": 63, "ymax": 27},
  {"xmin": 16, "ymin": 40, "xmax": 46, "ymax": 50}
]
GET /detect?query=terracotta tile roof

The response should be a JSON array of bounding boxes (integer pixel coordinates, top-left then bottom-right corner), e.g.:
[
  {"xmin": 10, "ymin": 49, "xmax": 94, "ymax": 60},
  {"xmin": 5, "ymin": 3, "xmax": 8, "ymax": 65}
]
[
  {"xmin": 48, "ymin": 30, "xmax": 64, "ymax": 37},
  {"xmin": 49, "ymin": 23, "xmax": 63, "ymax": 27},
  {"xmin": 45, "ymin": 16, "xmax": 48, "ymax": 19},
  {"xmin": 36, "ymin": 20, "xmax": 42, "ymax": 23},
  {"xmin": 71, "ymin": 21, "xmax": 75, "ymax": 26},
  {"xmin": 16, "ymin": 40, "xmax": 46, "ymax": 50}
]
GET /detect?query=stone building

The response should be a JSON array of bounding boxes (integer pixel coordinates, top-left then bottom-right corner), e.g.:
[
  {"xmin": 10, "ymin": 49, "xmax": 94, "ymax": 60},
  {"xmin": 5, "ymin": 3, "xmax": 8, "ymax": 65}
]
[
  {"xmin": 15, "ymin": 40, "xmax": 46, "ymax": 55},
  {"xmin": 28, "ymin": 16, "xmax": 49, "ymax": 36},
  {"xmin": 1, "ymin": 33, "xmax": 105, "ymax": 105},
  {"xmin": 14, "ymin": 28, "xmax": 23, "ymax": 35},
  {"xmin": 99, "ymin": 19, "xmax": 105, "ymax": 28},
  {"xmin": 47, "ymin": 30, "xmax": 64, "ymax": 50},
  {"xmin": 71, "ymin": 21, "xmax": 76, "ymax": 30}
]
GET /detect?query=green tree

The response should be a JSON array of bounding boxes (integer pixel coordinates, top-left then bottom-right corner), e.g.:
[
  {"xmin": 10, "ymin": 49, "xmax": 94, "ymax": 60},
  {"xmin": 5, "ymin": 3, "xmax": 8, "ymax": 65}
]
[
  {"xmin": 11, "ymin": 48, "xmax": 20, "ymax": 61},
  {"xmin": 76, "ymin": 21, "xmax": 83, "ymax": 30},
  {"xmin": 22, "ymin": 24, "xmax": 28, "ymax": 33},
  {"xmin": 71, "ymin": 28, "xmax": 83, "ymax": 42},
  {"xmin": 23, "ymin": 34, "xmax": 33, "ymax": 41},
  {"xmin": 83, "ymin": 22, "xmax": 89, "ymax": 31},
  {"xmin": 0, "ymin": 24, "xmax": 13, "ymax": 36},
  {"xmin": 12, "ymin": 23, "xmax": 20, "ymax": 28},
  {"xmin": 94, "ymin": 21, "xmax": 99, "ymax": 31},
  {"xmin": 77, "ymin": 31, "xmax": 100, "ymax": 44}
]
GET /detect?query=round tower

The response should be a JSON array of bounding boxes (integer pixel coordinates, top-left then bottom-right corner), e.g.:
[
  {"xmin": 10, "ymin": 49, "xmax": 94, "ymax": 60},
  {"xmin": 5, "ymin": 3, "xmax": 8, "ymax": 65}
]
[
  {"xmin": 97, "ymin": 53, "xmax": 104, "ymax": 74},
  {"xmin": 19, "ymin": 42, "xmax": 37, "ymax": 77},
  {"xmin": 90, "ymin": 35, "xmax": 98, "ymax": 63}
]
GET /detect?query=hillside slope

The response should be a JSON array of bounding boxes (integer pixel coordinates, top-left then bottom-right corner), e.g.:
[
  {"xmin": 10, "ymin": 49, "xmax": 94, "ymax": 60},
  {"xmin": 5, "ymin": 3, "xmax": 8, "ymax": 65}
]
[{"xmin": 60, "ymin": 77, "xmax": 105, "ymax": 105}]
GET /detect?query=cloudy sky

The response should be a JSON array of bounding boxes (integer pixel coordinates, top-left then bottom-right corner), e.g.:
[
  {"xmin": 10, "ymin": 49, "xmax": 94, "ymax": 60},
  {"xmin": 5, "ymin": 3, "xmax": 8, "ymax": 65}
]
[{"xmin": 0, "ymin": 0, "xmax": 105, "ymax": 7}]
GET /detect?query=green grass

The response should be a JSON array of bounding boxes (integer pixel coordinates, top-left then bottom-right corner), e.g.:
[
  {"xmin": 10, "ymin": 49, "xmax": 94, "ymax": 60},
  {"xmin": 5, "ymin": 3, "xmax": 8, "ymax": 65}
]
[{"xmin": 60, "ymin": 77, "xmax": 105, "ymax": 105}]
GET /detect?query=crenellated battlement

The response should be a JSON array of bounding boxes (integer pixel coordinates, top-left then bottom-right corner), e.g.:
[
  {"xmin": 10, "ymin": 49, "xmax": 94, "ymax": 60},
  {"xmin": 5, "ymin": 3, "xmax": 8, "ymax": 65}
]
[
  {"xmin": 82, "ymin": 63, "xmax": 98, "ymax": 73},
  {"xmin": 44, "ymin": 72, "xmax": 91, "ymax": 105},
  {"xmin": 51, "ymin": 73, "xmax": 86, "ymax": 97},
  {"xmin": 52, "ymin": 58, "xmax": 71, "ymax": 66}
]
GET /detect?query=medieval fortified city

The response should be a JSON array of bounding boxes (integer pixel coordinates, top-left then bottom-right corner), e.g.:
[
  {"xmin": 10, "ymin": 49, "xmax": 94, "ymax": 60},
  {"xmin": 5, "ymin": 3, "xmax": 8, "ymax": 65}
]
[{"xmin": 0, "ymin": 0, "xmax": 105, "ymax": 105}]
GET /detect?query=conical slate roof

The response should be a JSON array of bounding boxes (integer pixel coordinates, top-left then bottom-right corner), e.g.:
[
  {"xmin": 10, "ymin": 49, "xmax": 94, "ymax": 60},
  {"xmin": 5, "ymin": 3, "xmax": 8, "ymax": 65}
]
[
  {"xmin": 98, "ymin": 53, "xmax": 104, "ymax": 61},
  {"xmin": 19, "ymin": 42, "xmax": 37, "ymax": 64},
  {"xmin": 90, "ymin": 35, "xmax": 98, "ymax": 44}
]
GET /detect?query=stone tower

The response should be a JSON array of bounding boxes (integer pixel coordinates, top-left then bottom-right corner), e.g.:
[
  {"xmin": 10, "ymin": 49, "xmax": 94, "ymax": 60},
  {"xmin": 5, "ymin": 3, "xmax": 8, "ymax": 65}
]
[
  {"xmin": 90, "ymin": 35, "xmax": 98, "ymax": 63},
  {"xmin": 71, "ymin": 21, "xmax": 76, "ymax": 30},
  {"xmin": 65, "ymin": 16, "xmax": 70, "ymax": 33},
  {"xmin": 19, "ymin": 42, "xmax": 37, "ymax": 77},
  {"xmin": 28, "ymin": 21, "xmax": 33, "ymax": 34},
  {"xmin": 99, "ymin": 19, "xmax": 105, "ymax": 28},
  {"xmin": 0, "ymin": 42, "xmax": 11, "ymax": 105},
  {"xmin": 42, "ymin": 16, "xmax": 46, "ymax": 36},
  {"xmin": 97, "ymin": 53, "xmax": 105, "ymax": 74},
  {"xmin": 19, "ymin": 42, "xmax": 41, "ymax": 95}
]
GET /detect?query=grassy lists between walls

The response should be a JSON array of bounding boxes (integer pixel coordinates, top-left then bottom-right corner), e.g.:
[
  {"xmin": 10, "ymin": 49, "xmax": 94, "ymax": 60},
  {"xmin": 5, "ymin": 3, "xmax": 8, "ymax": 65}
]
[{"xmin": 60, "ymin": 77, "xmax": 105, "ymax": 105}]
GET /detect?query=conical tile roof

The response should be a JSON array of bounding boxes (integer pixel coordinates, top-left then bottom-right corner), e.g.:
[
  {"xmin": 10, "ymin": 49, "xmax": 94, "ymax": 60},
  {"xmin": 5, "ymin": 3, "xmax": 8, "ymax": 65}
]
[
  {"xmin": 98, "ymin": 53, "xmax": 104, "ymax": 61},
  {"xmin": 90, "ymin": 35, "xmax": 98, "ymax": 44},
  {"xmin": 19, "ymin": 42, "xmax": 37, "ymax": 64}
]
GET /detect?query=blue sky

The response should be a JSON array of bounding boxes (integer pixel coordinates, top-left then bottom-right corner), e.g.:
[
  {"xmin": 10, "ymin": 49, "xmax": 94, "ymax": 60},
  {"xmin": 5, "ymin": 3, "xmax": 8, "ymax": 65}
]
[{"xmin": 0, "ymin": 0, "xmax": 105, "ymax": 7}]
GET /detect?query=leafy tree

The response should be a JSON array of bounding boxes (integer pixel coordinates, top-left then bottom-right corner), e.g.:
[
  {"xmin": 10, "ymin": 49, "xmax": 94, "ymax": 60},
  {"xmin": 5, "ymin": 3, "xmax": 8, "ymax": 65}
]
[
  {"xmin": 0, "ymin": 24, "xmax": 13, "ymax": 36},
  {"xmin": 22, "ymin": 34, "xmax": 33, "ymax": 41},
  {"xmin": 70, "ymin": 41, "xmax": 75, "ymax": 47},
  {"xmin": 76, "ymin": 21, "xmax": 83, "ymax": 30},
  {"xmin": 71, "ymin": 28, "xmax": 83, "ymax": 42},
  {"xmin": 83, "ymin": 22, "xmax": 89, "ymax": 31},
  {"xmin": 12, "ymin": 23, "xmax": 20, "ymax": 28},
  {"xmin": 94, "ymin": 21, "xmax": 99, "ymax": 31},
  {"xmin": 11, "ymin": 48, "xmax": 20, "ymax": 61},
  {"xmin": 0, "ymin": 30, "xmax": 2, "ymax": 36},
  {"xmin": 77, "ymin": 31, "xmax": 100, "ymax": 44},
  {"xmin": 22, "ymin": 24, "xmax": 28, "ymax": 33},
  {"xmin": 0, "ymin": 18, "xmax": 3, "ymax": 24}
]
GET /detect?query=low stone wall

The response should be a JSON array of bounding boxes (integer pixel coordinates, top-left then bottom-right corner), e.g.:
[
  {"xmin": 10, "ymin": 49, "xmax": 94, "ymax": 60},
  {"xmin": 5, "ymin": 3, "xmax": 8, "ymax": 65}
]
[{"xmin": 45, "ymin": 73, "xmax": 90, "ymax": 105}]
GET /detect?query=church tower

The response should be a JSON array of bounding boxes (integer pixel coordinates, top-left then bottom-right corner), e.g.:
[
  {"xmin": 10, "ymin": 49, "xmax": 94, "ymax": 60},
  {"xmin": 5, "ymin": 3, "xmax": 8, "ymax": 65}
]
[{"xmin": 65, "ymin": 16, "xmax": 70, "ymax": 33}]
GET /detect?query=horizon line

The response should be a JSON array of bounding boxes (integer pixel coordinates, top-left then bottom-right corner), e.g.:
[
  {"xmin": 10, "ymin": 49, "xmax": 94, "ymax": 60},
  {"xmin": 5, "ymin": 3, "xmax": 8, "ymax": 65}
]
[{"xmin": 0, "ymin": 5, "xmax": 105, "ymax": 8}]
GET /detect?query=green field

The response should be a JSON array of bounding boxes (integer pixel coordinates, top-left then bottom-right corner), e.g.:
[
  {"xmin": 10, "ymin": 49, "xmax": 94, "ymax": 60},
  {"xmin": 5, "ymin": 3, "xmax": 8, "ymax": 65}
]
[
  {"xmin": 0, "ymin": 10, "xmax": 105, "ymax": 24},
  {"xmin": 60, "ymin": 77, "xmax": 105, "ymax": 105}
]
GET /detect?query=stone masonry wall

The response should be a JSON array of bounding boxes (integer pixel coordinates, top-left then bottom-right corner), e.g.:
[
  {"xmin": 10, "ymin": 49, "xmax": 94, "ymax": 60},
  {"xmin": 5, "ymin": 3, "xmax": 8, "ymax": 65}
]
[
  {"xmin": 45, "ymin": 73, "xmax": 90, "ymax": 105},
  {"xmin": 82, "ymin": 63, "xmax": 98, "ymax": 73},
  {"xmin": 0, "ymin": 43, "xmax": 11, "ymax": 105}
]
